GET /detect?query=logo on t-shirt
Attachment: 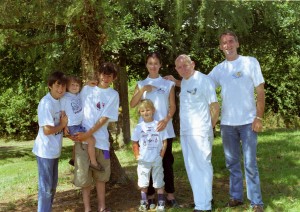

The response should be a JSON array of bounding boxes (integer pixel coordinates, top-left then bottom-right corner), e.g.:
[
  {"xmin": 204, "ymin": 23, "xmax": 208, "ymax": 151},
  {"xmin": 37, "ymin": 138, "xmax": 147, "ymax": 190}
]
[
  {"xmin": 96, "ymin": 101, "xmax": 105, "ymax": 110},
  {"xmin": 187, "ymin": 88, "xmax": 197, "ymax": 95},
  {"xmin": 142, "ymin": 133, "xmax": 159, "ymax": 147},
  {"xmin": 156, "ymin": 87, "xmax": 166, "ymax": 94},
  {"xmin": 71, "ymin": 98, "xmax": 82, "ymax": 114},
  {"xmin": 232, "ymin": 71, "xmax": 243, "ymax": 79}
]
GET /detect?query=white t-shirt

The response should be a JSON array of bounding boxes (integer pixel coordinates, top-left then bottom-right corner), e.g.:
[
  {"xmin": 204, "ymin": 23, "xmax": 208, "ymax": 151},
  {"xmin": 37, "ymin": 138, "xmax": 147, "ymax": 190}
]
[
  {"xmin": 131, "ymin": 120, "xmax": 168, "ymax": 162},
  {"xmin": 180, "ymin": 71, "xmax": 218, "ymax": 136},
  {"xmin": 208, "ymin": 55, "xmax": 264, "ymax": 125},
  {"xmin": 80, "ymin": 85, "xmax": 119, "ymax": 150},
  {"xmin": 32, "ymin": 93, "xmax": 63, "ymax": 159},
  {"xmin": 137, "ymin": 75, "xmax": 175, "ymax": 138},
  {"xmin": 60, "ymin": 92, "xmax": 83, "ymax": 126}
]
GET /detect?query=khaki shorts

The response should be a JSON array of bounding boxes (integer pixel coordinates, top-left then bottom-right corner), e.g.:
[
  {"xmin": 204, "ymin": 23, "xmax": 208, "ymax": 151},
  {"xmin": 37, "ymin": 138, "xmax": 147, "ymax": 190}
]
[{"xmin": 73, "ymin": 143, "xmax": 111, "ymax": 187}]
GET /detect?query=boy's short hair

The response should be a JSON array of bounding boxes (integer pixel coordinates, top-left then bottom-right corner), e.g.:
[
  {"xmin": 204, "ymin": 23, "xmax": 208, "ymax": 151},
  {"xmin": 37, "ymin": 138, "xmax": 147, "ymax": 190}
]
[
  {"xmin": 48, "ymin": 71, "xmax": 67, "ymax": 87},
  {"xmin": 219, "ymin": 30, "xmax": 238, "ymax": 43},
  {"xmin": 97, "ymin": 62, "xmax": 118, "ymax": 79},
  {"xmin": 138, "ymin": 99, "xmax": 155, "ymax": 112},
  {"xmin": 67, "ymin": 75, "xmax": 82, "ymax": 88}
]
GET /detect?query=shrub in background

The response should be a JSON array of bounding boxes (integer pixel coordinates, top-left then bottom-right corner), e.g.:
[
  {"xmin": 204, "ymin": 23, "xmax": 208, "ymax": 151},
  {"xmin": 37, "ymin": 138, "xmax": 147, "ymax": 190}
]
[{"xmin": 0, "ymin": 83, "xmax": 44, "ymax": 140}]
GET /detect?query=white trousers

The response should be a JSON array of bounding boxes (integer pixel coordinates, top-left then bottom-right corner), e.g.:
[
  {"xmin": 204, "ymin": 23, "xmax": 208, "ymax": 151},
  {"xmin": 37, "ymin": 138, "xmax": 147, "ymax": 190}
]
[
  {"xmin": 181, "ymin": 134, "xmax": 213, "ymax": 210},
  {"xmin": 137, "ymin": 156, "xmax": 164, "ymax": 189}
]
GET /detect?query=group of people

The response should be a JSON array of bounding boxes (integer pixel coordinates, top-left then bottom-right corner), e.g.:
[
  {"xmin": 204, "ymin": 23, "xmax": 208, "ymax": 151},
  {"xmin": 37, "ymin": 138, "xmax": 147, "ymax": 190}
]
[
  {"xmin": 32, "ymin": 63, "xmax": 119, "ymax": 212},
  {"xmin": 32, "ymin": 30, "xmax": 265, "ymax": 212}
]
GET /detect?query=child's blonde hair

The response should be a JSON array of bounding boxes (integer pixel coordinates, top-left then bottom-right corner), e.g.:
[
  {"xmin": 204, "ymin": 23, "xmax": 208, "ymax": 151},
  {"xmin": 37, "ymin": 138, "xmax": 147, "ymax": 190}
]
[
  {"xmin": 67, "ymin": 76, "xmax": 82, "ymax": 91},
  {"xmin": 138, "ymin": 99, "xmax": 155, "ymax": 112}
]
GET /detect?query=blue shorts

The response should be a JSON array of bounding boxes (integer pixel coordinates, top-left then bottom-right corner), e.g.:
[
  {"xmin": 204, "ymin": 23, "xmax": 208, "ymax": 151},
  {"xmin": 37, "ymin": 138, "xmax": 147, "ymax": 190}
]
[{"xmin": 68, "ymin": 125, "xmax": 86, "ymax": 136}]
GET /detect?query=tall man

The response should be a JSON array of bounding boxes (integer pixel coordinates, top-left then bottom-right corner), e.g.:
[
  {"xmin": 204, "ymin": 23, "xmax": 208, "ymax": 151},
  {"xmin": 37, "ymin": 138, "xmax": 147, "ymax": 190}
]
[
  {"xmin": 175, "ymin": 54, "xmax": 219, "ymax": 212},
  {"xmin": 208, "ymin": 30, "xmax": 265, "ymax": 212}
]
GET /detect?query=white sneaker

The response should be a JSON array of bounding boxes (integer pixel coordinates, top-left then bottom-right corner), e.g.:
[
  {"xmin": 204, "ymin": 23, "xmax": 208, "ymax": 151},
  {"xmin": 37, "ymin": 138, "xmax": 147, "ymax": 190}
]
[
  {"xmin": 148, "ymin": 199, "xmax": 156, "ymax": 210},
  {"xmin": 156, "ymin": 200, "xmax": 165, "ymax": 212},
  {"xmin": 139, "ymin": 200, "xmax": 148, "ymax": 211}
]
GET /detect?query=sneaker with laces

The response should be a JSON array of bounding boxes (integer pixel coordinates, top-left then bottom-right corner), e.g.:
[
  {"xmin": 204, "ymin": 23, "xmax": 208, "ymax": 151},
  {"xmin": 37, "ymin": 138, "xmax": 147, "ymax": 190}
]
[
  {"xmin": 89, "ymin": 163, "xmax": 105, "ymax": 172},
  {"xmin": 139, "ymin": 200, "xmax": 148, "ymax": 212},
  {"xmin": 156, "ymin": 200, "xmax": 165, "ymax": 212},
  {"xmin": 253, "ymin": 205, "xmax": 264, "ymax": 212}
]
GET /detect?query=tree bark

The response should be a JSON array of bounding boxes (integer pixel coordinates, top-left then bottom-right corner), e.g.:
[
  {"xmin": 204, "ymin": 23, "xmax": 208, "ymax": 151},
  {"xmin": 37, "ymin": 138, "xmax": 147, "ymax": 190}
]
[
  {"xmin": 108, "ymin": 132, "xmax": 130, "ymax": 185},
  {"xmin": 78, "ymin": 0, "xmax": 130, "ymax": 185},
  {"xmin": 113, "ymin": 54, "xmax": 131, "ymax": 146}
]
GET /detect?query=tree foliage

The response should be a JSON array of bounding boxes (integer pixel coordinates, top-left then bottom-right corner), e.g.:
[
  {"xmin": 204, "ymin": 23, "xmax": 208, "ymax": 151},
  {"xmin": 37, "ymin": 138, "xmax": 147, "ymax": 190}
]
[{"xmin": 0, "ymin": 0, "xmax": 299, "ymax": 138}]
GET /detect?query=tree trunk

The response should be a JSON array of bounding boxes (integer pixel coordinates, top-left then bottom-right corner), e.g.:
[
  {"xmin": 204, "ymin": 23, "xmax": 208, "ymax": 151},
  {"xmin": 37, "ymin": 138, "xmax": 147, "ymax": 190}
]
[
  {"xmin": 113, "ymin": 54, "xmax": 131, "ymax": 146},
  {"xmin": 78, "ymin": 0, "xmax": 130, "ymax": 185},
  {"xmin": 108, "ymin": 132, "xmax": 130, "ymax": 185}
]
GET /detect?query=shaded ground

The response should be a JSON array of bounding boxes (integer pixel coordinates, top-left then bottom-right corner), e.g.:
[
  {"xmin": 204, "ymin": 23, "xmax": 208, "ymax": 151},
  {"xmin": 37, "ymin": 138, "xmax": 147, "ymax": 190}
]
[
  {"xmin": 0, "ymin": 182, "xmax": 140, "ymax": 212},
  {"xmin": 0, "ymin": 178, "xmax": 233, "ymax": 212}
]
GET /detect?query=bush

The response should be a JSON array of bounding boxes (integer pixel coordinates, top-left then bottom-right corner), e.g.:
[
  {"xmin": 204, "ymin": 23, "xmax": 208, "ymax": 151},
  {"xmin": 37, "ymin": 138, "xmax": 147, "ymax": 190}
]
[{"xmin": 0, "ymin": 84, "xmax": 41, "ymax": 140}]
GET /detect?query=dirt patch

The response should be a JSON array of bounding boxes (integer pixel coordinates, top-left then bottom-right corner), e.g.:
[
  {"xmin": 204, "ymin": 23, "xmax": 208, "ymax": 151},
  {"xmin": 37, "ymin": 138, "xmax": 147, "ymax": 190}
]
[
  {"xmin": 2, "ymin": 182, "xmax": 140, "ymax": 212},
  {"xmin": 0, "ymin": 175, "xmax": 230, "ymax": 211}
]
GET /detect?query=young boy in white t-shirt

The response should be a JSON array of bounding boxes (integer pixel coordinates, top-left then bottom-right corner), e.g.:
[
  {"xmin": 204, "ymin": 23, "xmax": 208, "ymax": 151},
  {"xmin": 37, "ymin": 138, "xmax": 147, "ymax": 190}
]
[
  {"xmin": 61, "ymin": 75, "xmax": 103, "ymax": 172},
  {"xmin": 131, "ymin": 99, "xmax": 168, "ymax": 212},
  {"xmin": 32, "ymin": 71, "xmax": 68, "ymax": 212},
  {"xmin": 73, "ymin": 62, "xmax": 120, "ymax": 212}
]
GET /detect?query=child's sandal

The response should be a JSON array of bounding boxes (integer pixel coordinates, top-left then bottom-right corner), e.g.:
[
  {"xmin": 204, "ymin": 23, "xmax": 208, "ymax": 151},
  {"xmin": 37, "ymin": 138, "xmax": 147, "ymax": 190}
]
[{"xmin": 89, "ymin": 163, "xmax": 105, "ymax": 172}]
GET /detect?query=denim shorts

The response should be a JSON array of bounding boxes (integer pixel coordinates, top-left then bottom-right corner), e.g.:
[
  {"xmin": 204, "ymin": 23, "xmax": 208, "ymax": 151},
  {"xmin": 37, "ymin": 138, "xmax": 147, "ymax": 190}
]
[{"xmin": 68, "ymin": 125, "xmax": 86, "ymax": 136}]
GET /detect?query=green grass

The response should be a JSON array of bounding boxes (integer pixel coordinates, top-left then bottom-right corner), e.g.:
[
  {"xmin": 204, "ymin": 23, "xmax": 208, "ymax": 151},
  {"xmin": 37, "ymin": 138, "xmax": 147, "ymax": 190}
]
[
  {"xmin": 0, "ymin": 129, "xmax": 299, "ymax": 211},
  {"xmin": 0, "ymin": 138, "xmax": 76, "ymax": 209},
  {"xmin": 211, "ymin": 129, "xmax": 300, "ymax": 212}
]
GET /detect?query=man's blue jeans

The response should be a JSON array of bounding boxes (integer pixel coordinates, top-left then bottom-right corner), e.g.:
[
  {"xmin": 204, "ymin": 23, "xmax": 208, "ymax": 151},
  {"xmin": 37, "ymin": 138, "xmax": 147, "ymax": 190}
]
[
  {"xmin": 221, "ymin": 124, "xmax": 263, "ymax": 207},
  {"xmin": 36, "ymin": 156, "xmax": 59, "ymax": 212}
]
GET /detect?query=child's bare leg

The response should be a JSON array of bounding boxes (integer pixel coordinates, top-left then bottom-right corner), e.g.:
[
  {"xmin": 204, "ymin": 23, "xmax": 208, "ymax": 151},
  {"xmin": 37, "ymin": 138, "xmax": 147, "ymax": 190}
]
[
  {"xmin": 82, "ymin": 186, "xmax": 92, "ymax": 212},
  {"xmin": 96, "ymin": 181, "xmax": 106, "ymax": 211},
  {"xmin": 157, "ymin": 187, "xmax": 164, "ymax": 195},
  {"xmin": 86, "ymin": 136, "xmax": 97, "ymax": 166}
]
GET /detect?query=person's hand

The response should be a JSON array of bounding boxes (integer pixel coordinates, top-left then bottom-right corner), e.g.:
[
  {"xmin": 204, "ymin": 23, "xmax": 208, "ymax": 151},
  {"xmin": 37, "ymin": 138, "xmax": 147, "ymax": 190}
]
[
  {"xmin": 157, "ymin": 119, "xmax": 168, "ymax": 132},
  {"xmin": 142, "ymin": 85, "xmax": 156, "ymax": 92},
  {"xmin": 60, "ymin": 114, "xmax": 68, "ymax": 128},
  {"xmin": 75, "ymin": 132, "xmax": 89, "ymax": 142},
  {"xmin": 164, "ymin": 75, "xmax": 177, "ymax": 82},
  {"xmin": 252, "ymin": 118, "xmax": 263, "ymax": 132},
  {"xmin": 67, "ymin": 134, "xmax": 80, "ymax": 142},
  {"xmin": 87, "ymin": 80, "xmax": 98, "ymax": 87},
  {"xmin": 63, "ymin": 126, "xmax": 70, "ymax": 136}
]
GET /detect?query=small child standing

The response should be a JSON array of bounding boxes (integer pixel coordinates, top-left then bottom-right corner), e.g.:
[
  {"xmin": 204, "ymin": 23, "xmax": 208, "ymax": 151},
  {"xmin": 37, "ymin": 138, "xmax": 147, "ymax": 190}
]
[
  {"xmin": 32, "ymin": 71, "xmax": 68, "ymax": 212},
  {"xmin": 131, "ymin": 99, "xmax": 168, "ymax": 212},
  {"xmin": 61, "ymin": 75, "xmax": 103, "ymax": 171}
]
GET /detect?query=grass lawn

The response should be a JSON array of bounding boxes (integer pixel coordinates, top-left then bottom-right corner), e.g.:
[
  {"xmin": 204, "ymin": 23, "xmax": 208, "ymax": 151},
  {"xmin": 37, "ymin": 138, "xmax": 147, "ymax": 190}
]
[{"xmin": 0, "ymin": 129, "xmax": 299, "ymax": 211}]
